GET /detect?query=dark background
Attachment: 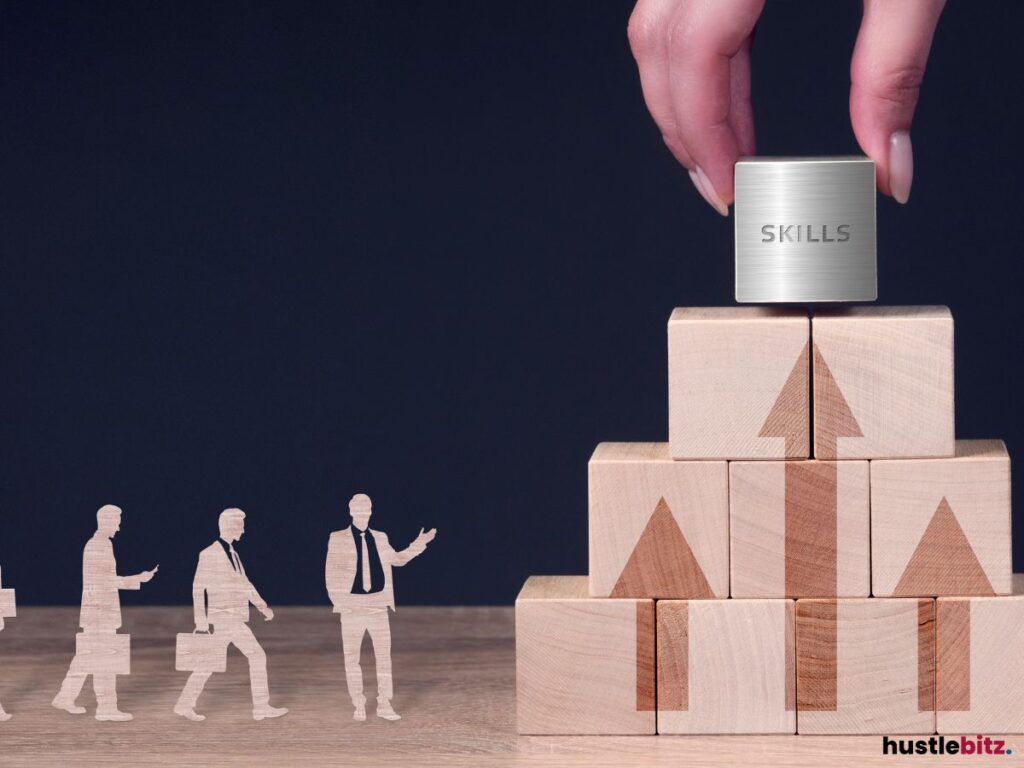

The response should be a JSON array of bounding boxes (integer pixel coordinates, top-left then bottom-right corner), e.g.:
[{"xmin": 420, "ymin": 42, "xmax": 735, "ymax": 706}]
[{"xmin": 1, "ymin": 2, "xmax": 1021, "ymax": 606}]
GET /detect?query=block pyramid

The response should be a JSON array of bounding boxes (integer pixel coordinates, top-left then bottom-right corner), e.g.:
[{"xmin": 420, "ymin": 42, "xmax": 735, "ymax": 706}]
[{"xmin": 516, "ymin": 305, "xmax": 1021, "ymax": 736}]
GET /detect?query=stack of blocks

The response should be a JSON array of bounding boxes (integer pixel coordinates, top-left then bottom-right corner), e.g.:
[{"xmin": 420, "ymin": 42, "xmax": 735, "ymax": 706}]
[{"xmin": 516, "ymin": 306, "xmax": 1022, "ymax": 736}]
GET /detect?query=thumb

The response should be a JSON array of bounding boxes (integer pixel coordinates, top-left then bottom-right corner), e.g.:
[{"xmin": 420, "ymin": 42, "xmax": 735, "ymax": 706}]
[{"xmin": 849, "ymin": 0, "xmax": 945, "ymax": 202}]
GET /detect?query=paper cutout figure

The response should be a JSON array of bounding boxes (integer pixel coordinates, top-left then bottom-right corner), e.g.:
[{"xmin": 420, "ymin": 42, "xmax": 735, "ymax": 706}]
[
  {"xmin": 173, "ymin": 508, "xmax": 288, "ymax": 721},
  {"xmin": 326, "ymin": 493, "xmax": 436, "ymax": 721},
  {"xmin": 0, "ymin": 567, "xmax": 15, "ymax": 721},
  {"xmin": 52, "ymin": 505, "xmax": 158, "ymax": 721}
]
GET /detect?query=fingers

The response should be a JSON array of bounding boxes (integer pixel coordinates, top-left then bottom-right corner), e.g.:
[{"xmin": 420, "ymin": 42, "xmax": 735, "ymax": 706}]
[
  {"xmin": 628, "ymin": 0, "xmax": 764, "ymax": 213},
  {"xmin": 850, "ymin": 0, "xmax": 945, "ymax": 202},
  {"xmin": 629, "ymin": 0, "xmax": 695, "ymax": 168}
]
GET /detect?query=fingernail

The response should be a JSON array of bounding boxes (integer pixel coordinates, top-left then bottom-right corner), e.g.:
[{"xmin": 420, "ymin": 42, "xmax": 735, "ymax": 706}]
[
  {"xmin": 692, "ymin": 166, "xmax": 729, "ymax": 216},
  {"xmin": 889, "ymin": 131, "xmax": 913, "ymax": 204}
]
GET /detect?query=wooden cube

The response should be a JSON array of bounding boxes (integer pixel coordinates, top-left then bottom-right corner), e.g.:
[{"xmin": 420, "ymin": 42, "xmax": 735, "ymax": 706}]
[
  {"xmin": 589, "ymin": 443, "xmax": 728, "ymax": 598},
  {"xmin": 936, "ymin": 575, "xmax": 1024, "ymax": 734},
  {"xmin": 796, "ymin": 598, "xmax": 935, "ymax": 734},
  {"xmin": 871, "ymin": 440, "xmax": 1011, "ymax": 597},
  {"xmin": 812, "ymin": 306, "xmax": 954, "ymax": 459},
  {"xmin": 730, "ymin": 460, "xmax": 869, "ymax": 597},
  {"xmin": 657, "ymin": 599, "xmax": 795, "ymax": 734},
  {"xmin": 668, "ymin": 307, "xmax": 809, "ymax": 460},
  {"xmin": 516, "ymin": 576, "xmax": 655, "ymax": 734}
]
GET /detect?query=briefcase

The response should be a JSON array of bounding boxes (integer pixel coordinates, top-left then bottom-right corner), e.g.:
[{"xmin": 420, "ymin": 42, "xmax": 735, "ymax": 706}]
[
  {"xmin": 74, "ymin": 633, "xmax": 131, "ymax": 676},
  {"xmin": 0, "ymin": 588, "xmax": 15, "ymax": 619},
  {"xmin": 176, "ymin": 631, "xmax": 227, "ymax": 674}
]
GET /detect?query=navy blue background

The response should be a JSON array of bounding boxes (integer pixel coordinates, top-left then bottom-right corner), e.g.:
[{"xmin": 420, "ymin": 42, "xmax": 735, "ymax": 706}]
[{"xmin": 2, "ymin": 2, "xmax": 1021, "ymax": 606}]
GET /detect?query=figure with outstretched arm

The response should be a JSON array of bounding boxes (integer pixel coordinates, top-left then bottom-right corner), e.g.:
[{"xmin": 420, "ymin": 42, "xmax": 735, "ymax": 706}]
[{"xmin": 326, "ymin": 493, "xmax": 436, "ymax": 721}]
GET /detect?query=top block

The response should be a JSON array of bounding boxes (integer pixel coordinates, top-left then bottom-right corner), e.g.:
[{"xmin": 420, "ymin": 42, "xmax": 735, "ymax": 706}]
[
  {"xmin": 669, "ymin": 307, "xmax": 809, "ymax": 460},
  {"xmin": 812, "ymin": 306, "xmax": 954, "ymax": 459},
  {"xmin": 735, "ymin": 157, "xmax": 877, "ymax": 303}
]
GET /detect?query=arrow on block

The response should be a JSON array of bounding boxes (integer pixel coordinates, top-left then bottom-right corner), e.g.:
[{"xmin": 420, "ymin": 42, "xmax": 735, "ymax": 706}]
[
  {"xmin": 759, "ymin": 341, "xmax": 861, "ymax": 596},
  {"xmin": 812, "ymin": 342, "xmax": 863, "ymax": 459}
]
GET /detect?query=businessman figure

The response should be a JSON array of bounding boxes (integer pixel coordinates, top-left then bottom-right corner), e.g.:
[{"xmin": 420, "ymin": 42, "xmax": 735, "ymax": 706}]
[
  {"xmin": 174, "ymin": 508, "xmax": 287, "ymax": 721},
  {"xmin": 326, "ymin": 493, "xmax": 436, "ymax": 721},
  {"xmin": 52, "ymin": 504, "xmax": 158, "ymax": 721}
]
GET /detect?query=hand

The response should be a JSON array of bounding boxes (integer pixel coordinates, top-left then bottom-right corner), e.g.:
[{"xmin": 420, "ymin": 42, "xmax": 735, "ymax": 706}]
[
  {"xmin": 627, "ymin": 0, "xmax": 945, "ymax": 210},
  {"xmin": 139, "ymin": 565, "xmax": 159, "ymax": 584},
  {"xmin": 195, "ymin": 622, "xmax": 210, "ymax": 634},
  {"xmin": 259, "ymin": 605, "xmax": 274, "ymax": 622},
  {"xmin": 416, "ymin": 527, "xmax": 437, "ymax": 547}
]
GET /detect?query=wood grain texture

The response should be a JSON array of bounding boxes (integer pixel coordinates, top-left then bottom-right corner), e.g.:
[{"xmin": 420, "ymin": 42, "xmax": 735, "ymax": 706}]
[
  {"xmin": 937, "ymin": 588, "xmax": 1024, "ymax": 734},
  {"xmin": 811, "ymin": 306, "xmax": 954, "ymax": 460},
  {"xmin": 588, "ymin": 443, "xmax": 727, "ymax": 598},
  {"xmin": 658, "ymin": 600, "xmax": 795, "ymax": 734},
  {"xmin": 871, "ymin": 440, "xmax": 1012, "ymax": 597},
  {"xmin": 516, "ymin": 576, "xmax": 655, "ymax": 735},
  {"xmin": 656, "ymin": 601, "xmax": 688, "ymax": 712},
  {"xmin": 668, "ymin": 307, "xmax": 809, "ymax": 460},
  {"xmin": 730, "ymin": 461, "xmax": 869, "ymax": 597},
  {"xmin": 917, "ymin": 600, "xmax": 935, "ymax": 714},
  {"xmin": 0, "ymin": 605, "xmax": 1021, "ymax": 765},
  {"xmin": 935, "ymin": 600, "xmax": 970, "ymax": 713},
  {"xmin": 635, "ymin": 602, "xmax": 655, "ymax": 712},
  {"xmin": 797, "ymin": 599, "xmax": 935, "ymax": 735},
  {"xmin": 795, "ymin": 600, "xmax": 837, "ymax": 712}
]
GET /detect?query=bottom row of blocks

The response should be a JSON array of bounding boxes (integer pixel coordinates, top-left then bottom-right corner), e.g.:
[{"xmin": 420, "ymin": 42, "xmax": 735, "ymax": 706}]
[{"xmin": 516, "ymin": 575, "xmax": 1024, "ymax": 735}]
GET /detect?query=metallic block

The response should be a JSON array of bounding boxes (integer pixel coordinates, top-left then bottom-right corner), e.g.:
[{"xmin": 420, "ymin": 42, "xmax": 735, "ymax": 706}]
[{"xmin": 734, "ymin": 157, "xmax": 877, "ymax": 303}]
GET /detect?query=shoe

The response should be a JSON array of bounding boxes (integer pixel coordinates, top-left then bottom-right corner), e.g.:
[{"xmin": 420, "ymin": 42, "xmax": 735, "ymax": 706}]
[
  {"xmin": 252, "ymin": 705, "xmax": 288, "ymax": 721},
  {"xmin": 95, "ymin": 709, "xmax": 133, "ymax": 722},
  {"xmin": 353, "ymin": 705, "xmax": 366, "ymax": 722},
  {"xmin": 376, "ymin": 702, "xmax": 401, "ymax": 721},
  {"xmin": 173, "ymin": 705, "xmax": 205, "ymax": 722},
  {"xmin": 51, "ymin": 696, "xmax": 86, "ymax": 715}
]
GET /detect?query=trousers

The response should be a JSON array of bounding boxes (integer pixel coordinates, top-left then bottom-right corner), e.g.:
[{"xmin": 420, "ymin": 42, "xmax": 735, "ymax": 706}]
[
  {"xmin": 56, "ymin": 630, "xmax": 119, "ymax": 710},
  {"xmin": 176, "ymin": 622, "xmax": 269, "ymax": 709},
  {"xmin": 340, "ymin": 605, "xmax": 393, "ymax": 706}
]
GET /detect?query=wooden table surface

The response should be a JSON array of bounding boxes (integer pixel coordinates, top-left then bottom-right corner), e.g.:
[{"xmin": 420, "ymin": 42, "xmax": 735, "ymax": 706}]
[{"xmin": 0, "ymin": 606, "xmax": 1016, "ymax": 766}]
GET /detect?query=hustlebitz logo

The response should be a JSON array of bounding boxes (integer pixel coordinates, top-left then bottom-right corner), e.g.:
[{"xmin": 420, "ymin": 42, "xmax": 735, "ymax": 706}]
[{"xmin": 882, "ymin": 735, "xmax": 1014, "ymax": 757}]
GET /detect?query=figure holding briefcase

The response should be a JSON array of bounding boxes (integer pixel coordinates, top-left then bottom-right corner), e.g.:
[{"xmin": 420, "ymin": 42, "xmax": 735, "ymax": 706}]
[
  {"xmin": 173, "ymin": 508, "xmax": 287, "ymax": 722},
  {"xmin": 0, "ymin": 566, "xmax": 15, "ymax": 721},
  {"xmin": 52, "ymin": 504, "xmax": 158, "ymax": 722}
]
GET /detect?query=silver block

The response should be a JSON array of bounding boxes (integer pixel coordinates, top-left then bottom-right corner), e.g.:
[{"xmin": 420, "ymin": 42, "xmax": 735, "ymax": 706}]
[{"xmin": 734, "ymin": 156, "xmax": 877, "ymax": 303}]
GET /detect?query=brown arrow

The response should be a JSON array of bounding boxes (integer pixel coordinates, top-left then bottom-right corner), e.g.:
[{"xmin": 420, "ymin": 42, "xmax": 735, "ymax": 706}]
[
  {"xmin": 759, "ymin": 341, "xmax": 855, "ymax": 596},
  {"xmin": 812, "ymin": 342, "xmax": 863, "ymax": 460},
  {"xmin": 758, "ymin": 341, "xmax": 809, "ymax": 458}
]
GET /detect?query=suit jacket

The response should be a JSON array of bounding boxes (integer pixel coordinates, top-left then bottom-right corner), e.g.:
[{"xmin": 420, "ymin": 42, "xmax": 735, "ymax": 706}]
[
  {"xmin": 192, "ymin": 540, "xmax": 267, "ymax": 627},
  {"xmin": 79, "ymin": 533, "xmax": 139, "ymax": 632},
  {"xmin": 325, "ymin": 527, "xmax": 425, "ymax": 611}
]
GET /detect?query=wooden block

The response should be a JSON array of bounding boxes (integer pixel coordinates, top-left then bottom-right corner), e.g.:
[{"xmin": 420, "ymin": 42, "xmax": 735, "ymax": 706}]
[
  {"xmin": 588, "ymin": 443, "xmax": 728, "ymax": 598},
  {"xmin": 668, "ymin": 307, "xmax": 810, "ymax": 460},
  {"xmin": 936, "ymin": 577, "xmax": 1024, "ymax": 734},
  {"xmin": 657, "ymin": 599, "xmax": 795, "ymax": 734},
  {"xmin": 516, "ymin": 576, "xmax": 655, "ymax": 734},
  {"xmin": 796, "ymin": 598, "xmax": 935, "ymax": 734},
  {"xmin": 812, "ymin": 306, "xmax": 954, "ymax": 459},
  {"xmin": 730, "ymin": 461, "xmax": 869, "ymax": 597},
  {"xmin": 871, "ymin": 440, "xmax": 1011, "ymax": 597}
]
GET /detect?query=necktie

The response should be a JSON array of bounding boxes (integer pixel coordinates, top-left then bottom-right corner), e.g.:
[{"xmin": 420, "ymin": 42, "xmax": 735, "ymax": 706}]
[
  {"xmin": 229, "ymin": 545, "xmax": 242, "ymax": 575},
  {"xmin": 360, "ymin": 532, "xmax": 371, "ymax": 592}
]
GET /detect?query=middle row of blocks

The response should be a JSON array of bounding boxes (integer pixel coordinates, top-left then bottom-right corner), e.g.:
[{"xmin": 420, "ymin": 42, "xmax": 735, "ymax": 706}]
[{"xmin": 589, "ymin": 440, "xmax": 1011, "ymax": 599}]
